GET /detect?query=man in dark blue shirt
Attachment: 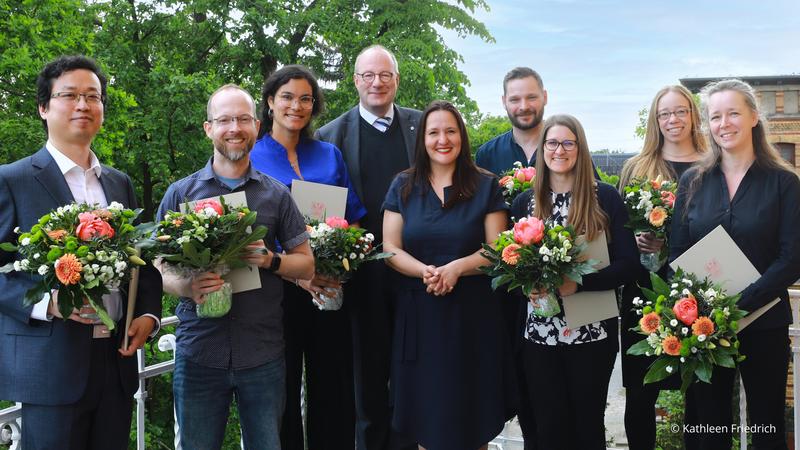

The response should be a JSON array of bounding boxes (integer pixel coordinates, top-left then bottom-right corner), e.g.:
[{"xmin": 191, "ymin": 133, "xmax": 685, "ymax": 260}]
[
  {"xmin": 157, "ymin": 84, "xmax": 314, "ymax": 450},
  {"xmin": 476, "ymin": 67, "xmax": 548, "ymax": 176}
]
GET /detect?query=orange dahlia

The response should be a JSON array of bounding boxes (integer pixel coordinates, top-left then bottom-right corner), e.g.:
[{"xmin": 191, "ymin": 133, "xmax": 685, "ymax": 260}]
[
  {"xmin": 55, "ymin": 253, "xmax": 82, "ymax": 285},
  {"xmin": 692, "ymin": 316, "xmax": 715, "ymax": 336},
  {"xmin": 639, "ymin": 312, "xmax": 661, "ymax": 334},
  {"xmin": 47, "ymin": 229, "xmax": 68, "ymax": 241},
  {"xmin": 662, "ymin": 335, "xmax": 682, "ymax": 356}
]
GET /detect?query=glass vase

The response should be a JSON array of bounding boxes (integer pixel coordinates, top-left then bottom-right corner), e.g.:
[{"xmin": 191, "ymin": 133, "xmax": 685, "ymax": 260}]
[
  {"xmin": 197, "ymin": 282, "xmax": 233, "ymax": 318},
  {"xmin": 313, "ymin": 286, "xmax": 344, "ymax": 311},
  {"xmin": 530, "ymin": 291, "xmax": 561, "ymax": 318},
  {"xmin": 640, "ymin": 251, "xmax": 666, "ymax": 272}
]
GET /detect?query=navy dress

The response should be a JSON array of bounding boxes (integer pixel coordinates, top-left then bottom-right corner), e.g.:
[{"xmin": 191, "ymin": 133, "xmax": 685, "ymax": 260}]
[{"xmin": 383, "ymin": 171, "xmax": 514, "ymax": 450}]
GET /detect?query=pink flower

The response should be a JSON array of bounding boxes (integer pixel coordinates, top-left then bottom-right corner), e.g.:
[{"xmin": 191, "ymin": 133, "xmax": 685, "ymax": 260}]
[
  {"xmin": 673, "ymin": 295, "xmax": 698, "ymax": 326},
  {"xmin": 325, "ymin": 216, "xmax": 349, "ymax": 229},
  {"xmin": 515, "ymin": 167, "xmax": 536, "ymax": 182},
  {"xmin": 499, "ymin": 175, "xmax": 513, "ymax": 187},
  {"xmin": 75, "ymin": 212, "xmax": 115, "ymax": 240},
  {"xmin": 194, "ymin": 199, "xmax": 224, "ymax": 216},
  {"xmin": 513, "ymin": 217, "xmax": 545, "ymax": 245},
  {"xmin": 501, "ymin": 243, "xmax": 521, "ymax": 265},
  {"xmin": 661, "ymin": 191, "xmax": 676, "ymax": 208}
]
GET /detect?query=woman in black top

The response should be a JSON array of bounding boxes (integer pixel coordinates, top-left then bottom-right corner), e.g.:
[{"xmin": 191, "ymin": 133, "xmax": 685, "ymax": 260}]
[
  {"xmin": 617, "ymin": 85, "xmax": 707, "ymax": 450},
  {"xmin": 511, "ymin": 114, "xmax": 638, "ymax": 450},
  {"xmin": 671, "ymin": 79, "xmax": 800, "ymax": 450}
]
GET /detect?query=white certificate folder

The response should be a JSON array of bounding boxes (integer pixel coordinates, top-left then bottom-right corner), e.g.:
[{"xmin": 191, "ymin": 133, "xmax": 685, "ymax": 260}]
[
  {"xmin": 669, "ymin": 225, "xmax": 780, "ymax": 330},
  {"xmin": 562, "ymin": 232, "xmax": 619, "ymax": 329},
  {"xmin": 290, "ymin": 179, "xmax": 347, "ymax": 221},
  {"xmin": 179, "ymin": 191, "xmax": 262, "ymax": 294}
]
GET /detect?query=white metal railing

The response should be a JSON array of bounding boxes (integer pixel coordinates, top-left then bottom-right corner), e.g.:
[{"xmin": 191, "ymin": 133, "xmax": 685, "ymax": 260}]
[{"xmin": 3, "ymin": 291, "xmax": 800, "ymax": 449}]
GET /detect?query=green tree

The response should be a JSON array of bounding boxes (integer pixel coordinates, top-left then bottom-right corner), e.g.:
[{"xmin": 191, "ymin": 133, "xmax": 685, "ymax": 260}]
[{"xmin": 468, "ymin": 114, "xmax": 511, "ymax": 155}]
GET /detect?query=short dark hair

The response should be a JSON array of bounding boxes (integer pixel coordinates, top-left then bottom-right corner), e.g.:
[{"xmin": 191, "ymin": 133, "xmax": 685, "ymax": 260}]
[
  {"xmin": 259, "ymin": 65, "xmax": 324, "ymax": 139},
  {"xmin": 36, "ymin": 56, "xmax": 107, "ymax": 109},
  {"xmin": 502, "ymin": 67, "xmax": 543, "ymax": 95}
]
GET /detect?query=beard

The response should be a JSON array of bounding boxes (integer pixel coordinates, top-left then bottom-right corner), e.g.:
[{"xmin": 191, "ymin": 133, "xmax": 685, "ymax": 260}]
[
  {"xmin": 213, "ymin": 135, "xmax": 254, "ymax": 162},
  {"xmin": 508, "ymin": 108, "xmax": 544, "ymax": 131}
]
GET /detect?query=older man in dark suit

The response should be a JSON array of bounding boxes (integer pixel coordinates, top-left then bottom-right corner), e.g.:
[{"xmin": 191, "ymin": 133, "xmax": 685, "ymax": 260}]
[
  {"xmin": 0, "ymin": 55, "xmax": 162, "ymax": 450},
  {"xmin": 315, "ymin": 45, "xmax": 420, "ymax": 450}
]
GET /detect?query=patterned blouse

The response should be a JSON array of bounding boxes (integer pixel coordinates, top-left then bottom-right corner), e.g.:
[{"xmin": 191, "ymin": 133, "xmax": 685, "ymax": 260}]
[{"xmin": 523, "ymin": 191, "xmax": 609, "ymax": 346}]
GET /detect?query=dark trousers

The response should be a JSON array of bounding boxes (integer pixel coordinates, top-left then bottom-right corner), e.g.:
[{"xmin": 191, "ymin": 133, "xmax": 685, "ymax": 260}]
[
  {"xmin": 281, "ymin": 281, "xmax": 356, "ymax": 450},
  {"xmin": 684, "ymin": 326, "xmax": 789, "ymax": 450},
  {"xmin": 522, "ymin": 335, "xmax": 617, "ymax": 450},
  {"xmin": 347, "ymin": 262, "xmax": 415, "ymax": 450},
  {"xmin": 624, "ymin": 383, "xmax": 660, "ymax": 450},
  {"xmin": 21, "ymin": 338, "xmax": 133, "ymax": 450}
]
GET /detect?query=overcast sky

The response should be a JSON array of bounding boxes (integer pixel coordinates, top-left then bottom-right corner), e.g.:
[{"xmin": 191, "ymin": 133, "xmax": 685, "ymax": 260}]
[{"xmin": 441, "ymin": 0, "xmax": 800, "ymax": 152}]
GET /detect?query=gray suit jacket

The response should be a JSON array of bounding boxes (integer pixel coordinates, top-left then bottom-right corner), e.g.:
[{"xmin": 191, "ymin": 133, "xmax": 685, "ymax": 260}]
[
  {"xmin": 315, "ymin": 105, "xmax": 422, "ymax": 201},
  {"xmin": 0, "ymin": 147, "xmax": 162, "ymax": 405}
]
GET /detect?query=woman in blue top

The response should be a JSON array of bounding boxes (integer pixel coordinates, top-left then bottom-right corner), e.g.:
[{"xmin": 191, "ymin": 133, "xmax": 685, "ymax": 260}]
[{"xmin": 250, "ymin": 65, "xmax": 366, "ymax": 450}]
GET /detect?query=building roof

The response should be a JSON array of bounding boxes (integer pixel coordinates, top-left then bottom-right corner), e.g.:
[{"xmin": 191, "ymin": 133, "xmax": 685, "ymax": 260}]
[{"xmin": 681, "ymin": 75, "xmax": 800, "ymax": 93}]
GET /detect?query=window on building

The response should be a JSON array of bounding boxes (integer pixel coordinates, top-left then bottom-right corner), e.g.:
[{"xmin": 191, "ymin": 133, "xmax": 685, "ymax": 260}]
[{"xmin": 775, "ymin": 143, "xmax": 796, "ymax": 166}]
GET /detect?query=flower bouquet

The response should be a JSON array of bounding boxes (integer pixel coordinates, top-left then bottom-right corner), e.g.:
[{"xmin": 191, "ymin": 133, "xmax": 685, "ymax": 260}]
[
  {"xmin": 150, "ymin": 197, "xmax": 267, "ymax": 318},
  {"xmin": 0, "ymin": 202, "xmax": 151, "ymax": 329},
  {"xmin": 622, "ymin": 175, "xmax": 677, "ymax": 271},
  {"xmin": 626, "ymin": 268, "xmax": 747, "ymax": 392},
  {"xmin": 480, "ymin": 216, "xmax": 597, "ymax": 317},
  {"xmin": 306, "ymin": 216, "xmax": 392, "ymax": 310},
  {"xmin": 498, "ymin": 161, "xmax": 536, "ymax": 207}
]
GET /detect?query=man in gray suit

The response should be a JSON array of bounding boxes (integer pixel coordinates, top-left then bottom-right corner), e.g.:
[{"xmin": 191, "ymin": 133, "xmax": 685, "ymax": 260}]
[
  {"xmin": 0, "ymin": 55, "xmax": 162, "ymax": 450},
  {"xmin": 315, "ymin": 44, "xmax": 420, "ymax": 450}
]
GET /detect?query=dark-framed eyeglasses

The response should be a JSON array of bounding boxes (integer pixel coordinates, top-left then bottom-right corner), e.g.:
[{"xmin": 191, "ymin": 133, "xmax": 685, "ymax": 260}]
[
  {"xmin": 50, "ymin": 91, "xmax": 104, "ymax": 104},
  {"xmin": 656, "ymin": 108, "xmax": 690, "ymax": 122},
  {"xmin": 275, "ymin": 93, "xmax": 315, "ymax": 109},
  {"xmin": 209, "ymin": 115, "xmax": 255, "ymax": 127},
  {"xmin": 543, "ymin": 139, "xmax": 578, "ymax": 152},
  {"xmin": 355, "ymin": 71, "xmax": 395, "ymax": 83}
]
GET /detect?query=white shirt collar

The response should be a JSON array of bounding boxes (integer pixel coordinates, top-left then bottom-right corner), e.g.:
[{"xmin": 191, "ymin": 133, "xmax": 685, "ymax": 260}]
[
  {"xmin": 46, "ymin": 141, "xmax": 103, "ymax": 178},
  {"xmin": 359, "ymin": 103, "xmax": 395, "ymax": 125}
]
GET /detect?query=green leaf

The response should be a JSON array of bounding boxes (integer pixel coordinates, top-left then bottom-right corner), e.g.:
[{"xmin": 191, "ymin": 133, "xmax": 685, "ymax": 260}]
[
  {"xmin": 696, "ymin": 360, "xmax": 713, "ymax": 383},
  {"xmin": 643, "ymin": 357, "xmax": 678, "ymax": 384},
  {"xmin": 626, "ymin": 339, "xmax": 655, "ymax": 356},
  {"xmin": 0, "ymin": 242, "xmax": 18, "ymax": 252},
  {"xmin": 649, "ymin": 271, "xmax": 670, "ymax": 295}
]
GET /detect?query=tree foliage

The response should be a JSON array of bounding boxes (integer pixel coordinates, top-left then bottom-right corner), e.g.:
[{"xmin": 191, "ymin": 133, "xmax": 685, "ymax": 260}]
[
  {"xmin": 467, "ymin": 114, "xmax": 511, "ymax": 155},
  {"xmin": 1, "ymin": 0, "xmax": 493, "ymax": 219}
]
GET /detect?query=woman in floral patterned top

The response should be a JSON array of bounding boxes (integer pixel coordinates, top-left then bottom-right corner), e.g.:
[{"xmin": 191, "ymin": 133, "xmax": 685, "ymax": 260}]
[{"xmin": 510, "ymin": 114, "xmax": 638, "ymax": 450}]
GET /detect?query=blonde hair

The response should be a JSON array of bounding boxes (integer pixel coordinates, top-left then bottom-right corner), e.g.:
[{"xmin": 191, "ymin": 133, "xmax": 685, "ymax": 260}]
[
  {"xmin": 684, "ymin": 79, "xmax": 796, "ymax": 209},
  {"xmin": 618, "ymin": 85, "xmax": 707, "ymax": 190},
  {"xmin": 533, "ymin": 114, "xmax": 608, "ymax": 241}
]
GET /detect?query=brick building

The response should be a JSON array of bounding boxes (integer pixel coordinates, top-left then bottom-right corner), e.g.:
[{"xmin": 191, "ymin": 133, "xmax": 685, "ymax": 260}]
[{"xmin": 681, "ymin": 75, "xmax": 800, "ymax": 172}]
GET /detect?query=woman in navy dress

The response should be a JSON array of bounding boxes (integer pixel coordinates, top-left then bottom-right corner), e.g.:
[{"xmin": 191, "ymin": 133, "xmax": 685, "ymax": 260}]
[
  {"xmin": 250, "ymin": 65, "xmax": 366, "ymax": 450},
  {"xmin": 671, "ymin": 79, "xmax": 800, "ymax": 450},
  {"xmin": 510, "ymin": 114, "xmax": 638, "ymax": 450},
  {"xmin": 382, "ymin": 100, "xmax": 514, "ymax": 450},
  {"xmin": 616, "ymin": 85, "xmax": 706, "ymax": 450}
]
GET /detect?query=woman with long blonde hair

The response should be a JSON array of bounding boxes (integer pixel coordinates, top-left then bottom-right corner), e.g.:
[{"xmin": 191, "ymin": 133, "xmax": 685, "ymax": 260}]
[
  {"xmin": 618, "ymin": 85, "xmax": 707, "ymax": 450},
  {"xmin": 671, "ymin": 79, "xmax": 800, "ymax": 449}
]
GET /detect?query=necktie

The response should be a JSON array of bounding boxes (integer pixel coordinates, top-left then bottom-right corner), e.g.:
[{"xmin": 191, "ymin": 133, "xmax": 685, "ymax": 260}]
[{"xmin": 374, "ymin": 117, "xmax": 391, "ymax": 132}]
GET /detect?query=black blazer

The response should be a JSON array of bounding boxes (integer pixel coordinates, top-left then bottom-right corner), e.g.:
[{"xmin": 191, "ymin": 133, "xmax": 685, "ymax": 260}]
[
  {"xmin": 0, "ymin": 147, "xmax": 162, "ymax": 405},
  {"xmin": 314, "ymin": 105, "xmax": 421, "ymax": 200}
]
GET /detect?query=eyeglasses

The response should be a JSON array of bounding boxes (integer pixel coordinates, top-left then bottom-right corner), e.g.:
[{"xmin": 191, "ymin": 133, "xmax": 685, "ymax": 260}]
[
  {"xmin": 355, "ymin": 72, "xmax": 395, "ymax": 83},
  {"xmin": 209, "ymin": 115, "xmax": 255, "ymax": 127},
  {"xmin": 543, "ymin": 139, "xmax": 577, "ymax": 152},
  {"xmin": 656, "ymin": 108, "xmax": 690, "ymax": 122},
  {"xmin": 275, "ymin": 93, "xmax": 315, "ymax": 109},
  {"xmin": 50, "ymin": 92, "xmax": 104, "ymax": 104}
]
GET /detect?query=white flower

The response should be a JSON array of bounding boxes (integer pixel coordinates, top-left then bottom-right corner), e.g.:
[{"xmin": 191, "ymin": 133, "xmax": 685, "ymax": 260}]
[
  {"xmin": 670, "ymin": 319, "xmax": 678, "ymax": 327},
  {"xmin": 645, "ymin": 351, "xmax": 651, "ymax": 356},
  {"xmin": 13, "ymin": 261, "xmax": 21, "ymax": 271},
  {"xmin": 682, "ymin": 327, "xmax": 689, "ymax": 335},
  {"xmin": 359, "ymin": 254, "xmax": 365, "ymax": 259},
  {"xmin": 539, "ymin": 245, "xmax": 551, "ymax": 256},
  {"xmin": 633, "ymin": 296, "xmax": 641, "ymax": 305},
  {"xmin": 704, "ymin": 288, "xmax": 717, "ymax": 299},
  {"xmin": 19, "ymin": 259, "xmax": 30, "ymax": 270},
  {"xmin": 671, "ymin": 283, "xmax": 679, "ymax": 288},
  {"xmin": 21, "ymin": 238, "xmax": 30, "ymax": 246},
  {"xmin": 665, "ymin": 365, "xmax": 673, "ymax": 373},
  {"xmin": 115, "ymin": 261, "xmax": 128, "ymax": 272},
  {"xmin": 691, "ymin": 347, "xmax": 698, "ymax": 354},
  {"xmin": 682, "ymin": 288, "xmax": 691, "ymax": 296},
  {"xmin": 542, "ymin": 255, "xmax": 549, "ymax": 262},
  {"xmin": 682, "ymin": 279, "xmax": 693, "ymax": 287},
  {"xmin": 38, "ymin": 265, "xmax": 48, "ymax": 275},
  {"xmin": 626, "ymin": 192, "xmax": 635, "ymax": 198},
  {"xmin": 349, "ymin": 253, "xmax": 357, "ymax": 259},
  {"xmin": 680, "ymin": 357, "xmax": 686, "ymax": 363},
  {"xmin": 670, "ymin": 289, "xmax": 678, "ymax": 297},
  {"xmin": 33, "ymin": 253, "xmax": 41, "ymax": 260},
  {"xmin": 697, "ymin": 334, "xmax": 707, "ymax": 342},
  {"xmin": 13, "ymin": 226, "xmax": 19, "ymax": 233},
  {"xmin": 108, "ymin": 201, "xmax": 124, "ymax": 211}
]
